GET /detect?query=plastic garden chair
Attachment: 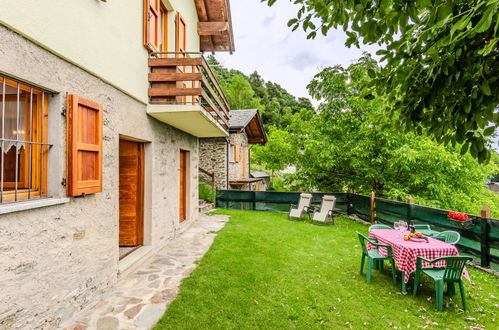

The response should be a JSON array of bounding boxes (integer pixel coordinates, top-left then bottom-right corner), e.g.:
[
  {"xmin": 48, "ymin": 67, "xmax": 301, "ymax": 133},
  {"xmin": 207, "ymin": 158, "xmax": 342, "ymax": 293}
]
[
  {"xmin": 433, "ymin": 231, "xmax": 461, "ymax": 245},
  {"xmin": 357, "ymin": 232, "xmax": 397, "ymax": 285},
  {"xmin": 413, "ymin": 256, "xmax": 472, "ymax": 311},
  {"xmin": 368, "ymin": 224, "xmax": 391, "ymax": 232},
  {"xmin": 311, "ymin": 195, "xmax": 336, "ymax": 225},
  {"xmin": 288, "ymin": 193, "xmax": 312, "ymax": 221},
  {"xmin": 413, "ymin": 224, "xmax": 431, "ymax": 231}
]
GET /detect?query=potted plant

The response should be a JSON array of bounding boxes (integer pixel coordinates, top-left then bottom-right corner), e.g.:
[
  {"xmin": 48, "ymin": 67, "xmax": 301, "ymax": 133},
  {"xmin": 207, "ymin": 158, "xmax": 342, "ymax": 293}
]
[{"xmin": 447, "ymin": 211, "xmax": 475, "ymax": 229}]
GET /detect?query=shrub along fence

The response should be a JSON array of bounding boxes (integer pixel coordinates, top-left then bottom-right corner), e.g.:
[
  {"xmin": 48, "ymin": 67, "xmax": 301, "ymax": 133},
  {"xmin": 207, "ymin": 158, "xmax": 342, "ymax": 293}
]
[{"xmin": 216, "ymin": 190, "xmax": 499, "ymax": 270}]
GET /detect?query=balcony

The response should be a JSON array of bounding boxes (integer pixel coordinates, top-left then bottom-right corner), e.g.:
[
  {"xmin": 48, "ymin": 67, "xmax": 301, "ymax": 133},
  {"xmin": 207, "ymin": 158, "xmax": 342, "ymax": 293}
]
[{"xmin": 147, "ymin": 52, "xmax": 230, "ymax": 137}]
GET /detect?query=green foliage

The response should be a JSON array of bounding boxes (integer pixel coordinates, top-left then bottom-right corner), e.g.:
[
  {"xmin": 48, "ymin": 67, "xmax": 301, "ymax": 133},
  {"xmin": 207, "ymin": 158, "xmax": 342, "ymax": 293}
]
[
  {"xmin": 206, "ymin": 55, "xmax": 315, "ymax": 128},
  {"xmin": 252, "ymin": 126, "xmax": 298, "ymax": 187},
  {"xmin": 199, "ymin": 179, "xmax": 216, "ymax": 203},
  {"xmin": 262, "ymin": 0, "xmax": 499, "ymax": 163},
  {"xmin": 290, "ymin": 55, "xmax": 499, "ymax": 217},
  {"xmin": 156, "ymin": 210, "xmax": 498, "ymax": 329}
]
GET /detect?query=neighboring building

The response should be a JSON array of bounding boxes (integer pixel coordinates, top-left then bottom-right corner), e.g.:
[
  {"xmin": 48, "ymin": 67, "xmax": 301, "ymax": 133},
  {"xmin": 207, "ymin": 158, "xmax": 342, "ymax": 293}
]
[
  {"xmin": 250, "ymin": 171, "xmax": 271, "ymax": 191},
  {"xmin": 0, "ymin": 0, "xmax": 234, "ymax": 327},
  {"xmin": 199, "ymin": 109, "xmax": 266, "ymax": 190}
]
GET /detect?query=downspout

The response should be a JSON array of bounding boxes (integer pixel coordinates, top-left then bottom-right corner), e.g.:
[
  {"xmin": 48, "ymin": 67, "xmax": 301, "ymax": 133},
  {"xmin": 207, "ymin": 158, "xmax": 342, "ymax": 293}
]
[{"xmin": 225, "ymin": 136, "xmax": 230, "ymax": 189}]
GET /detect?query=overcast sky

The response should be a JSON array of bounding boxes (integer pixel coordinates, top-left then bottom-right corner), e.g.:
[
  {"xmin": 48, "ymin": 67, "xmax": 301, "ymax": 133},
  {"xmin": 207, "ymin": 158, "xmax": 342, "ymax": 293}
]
[{"xmin": 216, "ymin": 0, "xmax": 381, "ymax": 102}]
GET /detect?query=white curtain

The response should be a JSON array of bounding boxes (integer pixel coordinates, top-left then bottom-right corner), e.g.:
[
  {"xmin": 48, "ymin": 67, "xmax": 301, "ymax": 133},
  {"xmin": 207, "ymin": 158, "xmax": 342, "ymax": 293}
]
[{"xmin": 3, "ymin": 99, "xmax": 27, "ymax": 152}]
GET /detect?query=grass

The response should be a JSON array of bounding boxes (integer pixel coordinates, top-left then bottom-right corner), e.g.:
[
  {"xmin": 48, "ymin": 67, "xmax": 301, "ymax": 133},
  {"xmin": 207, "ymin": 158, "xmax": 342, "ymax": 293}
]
[{"xmin": 155, "ymin": 210, "xmax": 498, "ymax": 329}]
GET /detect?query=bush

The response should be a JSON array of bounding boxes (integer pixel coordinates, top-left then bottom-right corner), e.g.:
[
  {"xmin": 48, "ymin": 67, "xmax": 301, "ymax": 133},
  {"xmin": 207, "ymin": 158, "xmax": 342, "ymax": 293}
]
[{"xmin": 199, "ymin": 180, "xmax": 216, "ymax": 203}]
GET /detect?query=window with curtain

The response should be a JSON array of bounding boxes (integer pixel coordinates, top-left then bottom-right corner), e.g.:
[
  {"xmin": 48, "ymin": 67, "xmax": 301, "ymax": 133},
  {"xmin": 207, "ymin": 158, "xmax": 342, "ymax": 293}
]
[{"xmin": 0, "ymin": 75, "xmax": 49, "ymax": 203}]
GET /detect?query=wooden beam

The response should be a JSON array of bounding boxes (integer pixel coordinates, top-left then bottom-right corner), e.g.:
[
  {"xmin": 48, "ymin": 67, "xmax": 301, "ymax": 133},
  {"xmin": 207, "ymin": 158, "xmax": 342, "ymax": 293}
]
[
  {"xmin": 148, "ymin": 88, "xmax": 202, "ymax": 97},
  {"xmin": 148, "ymin": 57, "xmax": 203, "ymax": 67},
  {"xmin": 148, "ymin": 72, "xmax": 202, "ymax": 82},
  {"xmin": 197, "ymin": 22, "xmax": 229, "ymax": 36}
]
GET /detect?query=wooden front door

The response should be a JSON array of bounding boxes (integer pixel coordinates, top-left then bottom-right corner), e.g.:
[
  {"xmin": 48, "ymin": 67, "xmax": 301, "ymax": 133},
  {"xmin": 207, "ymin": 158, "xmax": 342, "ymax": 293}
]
[
  {"xmin": 179, "ymin": 150, "xmax": 188, "ymax": 221},
  {"xmin": 119, "ymin": 139, "xmax": 144, "ymax": 246}
]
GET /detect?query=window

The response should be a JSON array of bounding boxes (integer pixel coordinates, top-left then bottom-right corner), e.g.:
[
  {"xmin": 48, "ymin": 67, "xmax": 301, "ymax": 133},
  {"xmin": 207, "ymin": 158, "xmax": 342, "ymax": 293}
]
[
  {"xmin": 159, "ymin": 4, "xmax": 168, "ymax": 54},
  {"xmin": 0, "ymin": 75, "xmax": 49, "ymax": 203},
  {"xmin": 229, "ymin": 144, "xmax": 235, "ymax": 162}
]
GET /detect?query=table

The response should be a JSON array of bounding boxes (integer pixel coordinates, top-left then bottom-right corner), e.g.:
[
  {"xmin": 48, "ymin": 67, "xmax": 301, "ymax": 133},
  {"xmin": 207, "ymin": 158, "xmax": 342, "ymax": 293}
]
[{"xmin": 368, "ymin": 229, "xmax": 470, "ymax": 292}]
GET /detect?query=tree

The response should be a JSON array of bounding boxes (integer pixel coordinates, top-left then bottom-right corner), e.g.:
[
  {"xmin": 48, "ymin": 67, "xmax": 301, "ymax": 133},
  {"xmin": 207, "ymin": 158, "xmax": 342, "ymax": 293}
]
[
  {"xmin": 263, "ymin": 0, "xmax": 499, "ymax": 163},
  {"xmin": 252, "ymin": 127, "xmax": 299, "ymax": 189},
  {"xmin": 289, "ymin": 55, "xmax": 499, "ymax": 217},
  {"xmin": 224, "ymin": 74, "xmax": 262, "ymax": 110}
]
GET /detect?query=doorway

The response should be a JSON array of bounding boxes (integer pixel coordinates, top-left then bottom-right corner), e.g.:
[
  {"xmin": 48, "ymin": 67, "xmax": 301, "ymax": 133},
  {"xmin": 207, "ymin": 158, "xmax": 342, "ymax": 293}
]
[
  {"xmin": 179, "ymin": 150, "xmax": 189, "ymax": 222},
  {"xmin": 119, "ymin": 139, "xmax": 145, "ymax": 259}
]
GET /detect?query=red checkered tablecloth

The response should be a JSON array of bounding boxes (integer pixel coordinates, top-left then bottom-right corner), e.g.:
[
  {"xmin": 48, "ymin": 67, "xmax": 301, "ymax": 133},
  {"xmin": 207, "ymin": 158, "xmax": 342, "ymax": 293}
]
[{"xmin": 368, "ymin": 229, "xmax": 470, "ymax": 283}]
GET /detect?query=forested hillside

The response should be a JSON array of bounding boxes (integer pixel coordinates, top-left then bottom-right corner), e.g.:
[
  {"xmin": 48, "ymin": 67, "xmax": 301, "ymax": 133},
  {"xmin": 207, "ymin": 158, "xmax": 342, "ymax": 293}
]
[
  {"xmin": 210, "ymin": 54, "xmax": 499, "ymax": 218},
  {"xmin": 207, "ymin": 56, "xmax": 314, "ymax": 128}
]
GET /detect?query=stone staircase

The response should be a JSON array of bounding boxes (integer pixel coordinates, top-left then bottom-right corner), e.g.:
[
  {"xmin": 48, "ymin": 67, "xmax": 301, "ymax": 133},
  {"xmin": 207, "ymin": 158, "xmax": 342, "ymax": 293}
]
[{"xmin": 199, "ymin": 200, "xmax": 215, "ymax": 213}]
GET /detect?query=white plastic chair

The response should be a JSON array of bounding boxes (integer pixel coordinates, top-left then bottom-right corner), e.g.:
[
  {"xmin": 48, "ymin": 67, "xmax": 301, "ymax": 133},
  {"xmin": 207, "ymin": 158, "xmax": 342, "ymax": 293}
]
[
  {"xmin": 311, "ymin": 195, "xmax": 336, "ymax": 225},
  {"xmin": 288, "ymin": 193, "xmax": 312, "ymax": 221}
]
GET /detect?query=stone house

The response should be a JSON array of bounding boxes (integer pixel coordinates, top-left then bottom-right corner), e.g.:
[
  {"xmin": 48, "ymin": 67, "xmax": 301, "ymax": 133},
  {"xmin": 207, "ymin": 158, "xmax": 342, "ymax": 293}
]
[
  {"xmin": 199, "ymin": 109, "xmax": 267, "ymax": 190},
  {"xmin": 0, "ymin": 0, "xmax": 234, "ymax": 328},
  {"xmin": 250, "ymin": 171, "xmax": 271, "ymax": 191}
]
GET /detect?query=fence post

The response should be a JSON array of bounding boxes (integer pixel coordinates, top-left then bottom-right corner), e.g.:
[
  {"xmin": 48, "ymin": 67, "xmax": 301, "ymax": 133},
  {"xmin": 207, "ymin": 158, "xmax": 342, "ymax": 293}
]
[
  {"xmin": 370, "ymin": 191, "xmax": 376, "ymax": 224},
  {"xmin": 480, "ymin": 205, "xmax": 491, "ymax": 268},
  {"xmin": 407, "ymin": 196, "xmax": 414, "ymax": 222}
]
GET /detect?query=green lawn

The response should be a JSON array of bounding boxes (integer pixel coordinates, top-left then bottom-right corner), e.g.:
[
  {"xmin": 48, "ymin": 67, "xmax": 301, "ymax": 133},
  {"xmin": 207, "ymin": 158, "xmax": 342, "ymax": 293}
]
[{"xmin": 155, "ymin": 210, "xmax": 498, "ymax": 329}]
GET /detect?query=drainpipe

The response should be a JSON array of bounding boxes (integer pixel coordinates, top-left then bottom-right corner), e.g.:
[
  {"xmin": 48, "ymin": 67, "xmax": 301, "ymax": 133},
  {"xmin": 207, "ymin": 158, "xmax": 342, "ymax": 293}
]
[{"xmin": 225, "ymin": 136, "xmax": 230, "ymax": 189}]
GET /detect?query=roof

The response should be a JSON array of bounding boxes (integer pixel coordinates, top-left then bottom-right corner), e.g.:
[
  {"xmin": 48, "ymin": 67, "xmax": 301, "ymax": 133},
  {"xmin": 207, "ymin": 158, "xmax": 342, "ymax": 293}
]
[
  {"xmin": 195, "ymin": 0, "xmax": 235, "ymax": 53},
  {"xmin": 229, "ymin": 178, "xmax": 263, "ymax": 185},
  {"xmin": 229, "ymin": 109, "xmax": 257, "ymax": 129},
  {"xmin": 251, "ymin": 171, "xmax": 270, "ymax": 178},
  {"xmin": 229, "ymin": 109, "xmax": 267, "ymax": 144}
]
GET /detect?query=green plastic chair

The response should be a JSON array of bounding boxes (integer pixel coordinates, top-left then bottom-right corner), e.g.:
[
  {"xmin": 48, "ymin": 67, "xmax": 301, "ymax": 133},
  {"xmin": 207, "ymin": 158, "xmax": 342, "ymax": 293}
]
[
  {"xmin": 433, "ymin": 231, "xmax": 460, "ymax": 245},
  {"xmin": 357, "ymin": 232, "xmax": 397, "ymax": 285},
  {"xmin": 413, "ymin": 224, "xmax": 431, "ymax": 231},
  {"xmin": 413, "ymin": 256, "xmax": 472, "ymax": 311},
  {"xmin": 368, "ymin": 224, "xmax": 391, "ymax": 232}
]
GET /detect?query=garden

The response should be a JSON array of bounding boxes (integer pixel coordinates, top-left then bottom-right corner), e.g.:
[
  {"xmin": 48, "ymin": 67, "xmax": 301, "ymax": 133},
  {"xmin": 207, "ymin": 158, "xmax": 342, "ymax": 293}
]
[{"xmin": 155, "ymin": 210, "xmax": 498, "ymax": 329}]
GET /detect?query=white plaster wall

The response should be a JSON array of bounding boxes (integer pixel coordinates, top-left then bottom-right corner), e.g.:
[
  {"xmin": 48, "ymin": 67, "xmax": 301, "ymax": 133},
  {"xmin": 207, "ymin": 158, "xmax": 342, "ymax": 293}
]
[
  {"xmin": 0, "ymin": 0, "xmax": 201, "ymax": 103},
  {"xmin": 0, "ymin": 25, "xmax": 198, "ymax": 328}
]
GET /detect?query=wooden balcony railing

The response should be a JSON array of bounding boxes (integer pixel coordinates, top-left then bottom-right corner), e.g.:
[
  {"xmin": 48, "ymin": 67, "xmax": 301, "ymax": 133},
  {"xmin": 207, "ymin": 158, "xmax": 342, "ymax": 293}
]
[{"xmin": 148, "ymin": 52, "xmax": 231, "ymax": 130}]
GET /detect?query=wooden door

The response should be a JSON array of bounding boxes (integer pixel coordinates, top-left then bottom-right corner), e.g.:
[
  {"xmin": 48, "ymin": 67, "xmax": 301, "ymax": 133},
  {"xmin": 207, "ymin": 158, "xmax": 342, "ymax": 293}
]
[
  {"xmin": 119, "ymin": 139, "xmax": 144, "ymax": 246},
  {"xmin": 242, "ymin": 146, "xmax": 247, "ymax": 177},
  {"xmin": 179, "ymin": 150, "xmax": 187, "ymax": 221}
]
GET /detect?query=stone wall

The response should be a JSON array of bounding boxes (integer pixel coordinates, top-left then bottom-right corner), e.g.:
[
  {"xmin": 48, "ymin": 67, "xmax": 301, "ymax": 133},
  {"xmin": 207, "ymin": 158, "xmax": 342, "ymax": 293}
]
[
  {"xmin": 228, "ymin": 133, "xmax": 249, "ymax": 182},
  {"xmin": 0, "ymin": 25, "xmax": 198, "ymax": 329},
  {"xmin": 199, "ymin": 137, "xmax": 227, "ymax": 189}
]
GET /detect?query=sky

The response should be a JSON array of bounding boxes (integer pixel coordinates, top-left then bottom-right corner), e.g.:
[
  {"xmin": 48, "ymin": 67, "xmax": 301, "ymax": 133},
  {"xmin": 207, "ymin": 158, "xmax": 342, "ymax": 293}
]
[{"xmin": 216, "ymin": 0, "xmax": 381, "ymax": 103}]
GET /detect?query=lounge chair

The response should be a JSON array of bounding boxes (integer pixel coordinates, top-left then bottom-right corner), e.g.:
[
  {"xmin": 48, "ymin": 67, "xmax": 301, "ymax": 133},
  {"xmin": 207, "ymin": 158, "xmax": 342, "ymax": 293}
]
[
  {"xmin": 311, "ymin": 195, "xmax": 336, "ymax": 225},
  {"xmin": 288, "ymin": 193, "xmax": 312, "ymax": 221}
]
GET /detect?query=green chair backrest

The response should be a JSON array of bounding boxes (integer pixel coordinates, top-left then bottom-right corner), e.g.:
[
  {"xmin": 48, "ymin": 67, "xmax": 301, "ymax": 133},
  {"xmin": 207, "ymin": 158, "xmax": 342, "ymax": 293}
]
[
  {"xmin": 436, "ymin": 231, "xmax": 461, "ymax": 245},
  {"xmin": 442, "ymin": 256, "xmax": 472, "ymax": 281},
  {"xmin": 413, "ymin": 224, "xmax": 431, "ymax": 231},
  {"xmin": 368, "ymin": 224, "xmax": 391, "ymax": 232},
  {"xmin": 357, "ymin": 232, "xmax": 370, "ymax": 253}
]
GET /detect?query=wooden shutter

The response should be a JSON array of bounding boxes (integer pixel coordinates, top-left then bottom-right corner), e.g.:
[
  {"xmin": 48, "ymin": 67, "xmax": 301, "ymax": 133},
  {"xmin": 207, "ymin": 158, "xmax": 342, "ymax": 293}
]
[
  {"xmin": 144, "ymin": 0, "xmax": 160, "ymax": 51},
  {"xmin": 235, "ymin": 146, "xmax": 240, "ymax": 162},
  {"xmin": 66, "ymin": 94, "xmax": 103, "ymax": 197}
]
